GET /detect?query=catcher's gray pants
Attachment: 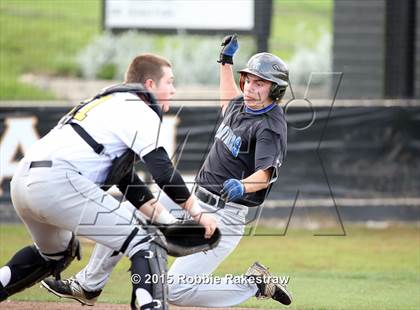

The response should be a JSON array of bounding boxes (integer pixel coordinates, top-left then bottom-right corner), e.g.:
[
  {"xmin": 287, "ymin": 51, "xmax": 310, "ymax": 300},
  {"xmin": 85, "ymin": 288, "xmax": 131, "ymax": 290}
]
[
  {"xmin": 75, "ymin": 195, "xmax": 259, "ymax": 307},
  {"xmin": 10, "ymin": 160, "xmax": 152, "ymax": 260}
]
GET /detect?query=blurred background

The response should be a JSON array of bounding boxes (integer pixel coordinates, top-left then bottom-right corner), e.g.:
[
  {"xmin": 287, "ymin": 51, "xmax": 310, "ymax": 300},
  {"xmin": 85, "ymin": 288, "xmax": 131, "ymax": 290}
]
[
  {"xmin": 0, "ymin": 1, "xmax": 419, "ymax": 309},
  {"xmin": 0, "ymin": 0, "xmax": 419, "ymax": 230}
]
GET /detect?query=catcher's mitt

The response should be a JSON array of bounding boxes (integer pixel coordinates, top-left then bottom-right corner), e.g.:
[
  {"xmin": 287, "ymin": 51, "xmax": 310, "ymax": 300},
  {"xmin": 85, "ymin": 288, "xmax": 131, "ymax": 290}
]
[{"xmin": 157, "ymin": 220, "xmax": 221, "ymax": 257}]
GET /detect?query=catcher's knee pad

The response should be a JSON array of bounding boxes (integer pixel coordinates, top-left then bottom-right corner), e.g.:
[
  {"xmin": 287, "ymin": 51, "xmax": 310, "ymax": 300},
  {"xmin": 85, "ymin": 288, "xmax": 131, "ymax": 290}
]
[
  {"xmin": 130, "ymin": 237, "xmax": 168, "ymax": 309},
  {"xmin": 41, "ymin": 234, "xmax": 82, "ymax": 280},
  {"xmin": 0, "ymin": 245, "xmax": 53, "ymax": 301}
]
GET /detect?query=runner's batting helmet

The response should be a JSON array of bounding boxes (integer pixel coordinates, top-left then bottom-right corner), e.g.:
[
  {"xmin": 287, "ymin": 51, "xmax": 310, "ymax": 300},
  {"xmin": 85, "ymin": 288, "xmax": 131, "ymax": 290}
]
[{"xmin": 239, "ymin": 53, "xmax": 289, "ymax": 101}]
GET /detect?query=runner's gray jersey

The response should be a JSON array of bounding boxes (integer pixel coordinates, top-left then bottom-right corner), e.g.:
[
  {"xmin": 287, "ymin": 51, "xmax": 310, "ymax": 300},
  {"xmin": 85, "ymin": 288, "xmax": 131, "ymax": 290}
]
[{"xmin": 197, "ymin": 96, "xmax": 287, "ymax": 207}]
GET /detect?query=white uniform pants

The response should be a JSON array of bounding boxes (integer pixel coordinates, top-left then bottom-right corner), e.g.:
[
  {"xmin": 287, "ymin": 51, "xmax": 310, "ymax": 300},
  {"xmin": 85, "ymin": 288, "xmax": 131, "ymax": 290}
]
[
  {"xmin": 11, "ymin": 160, "xmax": 152, "ymax": 260},
  {"xmin": 75, "ymin": 195, "xmax": 259, "ymax": 307}
]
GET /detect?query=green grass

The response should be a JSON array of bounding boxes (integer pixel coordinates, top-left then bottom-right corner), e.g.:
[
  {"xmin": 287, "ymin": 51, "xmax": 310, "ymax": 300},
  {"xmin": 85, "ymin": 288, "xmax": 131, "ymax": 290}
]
[
  {"xmin": 271, "ymin": 0, "xmax": 333, "ymax": 61},
  {"xmin": 0, "ymin": 0, "xmax": 101, "ymax": 99},
  {"xmin": 1, "ymin": 224, "xmax": 419, "ymax": 309},
  {"xmin": 0, "ymin": 0, "xmax": 332, "ymax": 99}
]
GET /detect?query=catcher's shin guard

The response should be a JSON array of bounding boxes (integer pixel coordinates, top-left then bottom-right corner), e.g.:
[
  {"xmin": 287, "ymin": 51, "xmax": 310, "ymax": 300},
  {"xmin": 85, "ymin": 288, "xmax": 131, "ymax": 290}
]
[
  {"xmin": 0, "ymin": 282, "xmax": 7, "ymax": 300},
  {"xmin": 0, "ymin": 235, "xmax": 81, "ymax": 302},
  {"xmin": 130, "ymin": 240, "xmax": 168, "ymax": 310},
  {"xmin": 0, "ymin": 245, "xmax": 53, "ymax": 301}
]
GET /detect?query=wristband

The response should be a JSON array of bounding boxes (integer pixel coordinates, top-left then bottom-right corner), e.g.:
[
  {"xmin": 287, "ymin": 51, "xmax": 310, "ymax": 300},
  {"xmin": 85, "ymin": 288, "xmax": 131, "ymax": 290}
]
[
  {"xmin": 218, "ymin": 54, "xmax": 233, "ymax": 65},
  {"xmin": 154, "ymin": 209, "xmax": 178, "ymax": 225},
  {"xmin": 188, "ymin": 200, "xmax": 202, "ymax": 217}
]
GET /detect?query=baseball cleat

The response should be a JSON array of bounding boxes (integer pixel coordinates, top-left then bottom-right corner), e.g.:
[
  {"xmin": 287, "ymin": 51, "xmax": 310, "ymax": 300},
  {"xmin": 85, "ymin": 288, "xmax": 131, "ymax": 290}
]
[
  {"xmin": 41, "ymin": 277, "xmax": 101, "ymax": 306},
  {"xmin": 245, "ymin": 261, "xmax": 292, "ymax": 306}
]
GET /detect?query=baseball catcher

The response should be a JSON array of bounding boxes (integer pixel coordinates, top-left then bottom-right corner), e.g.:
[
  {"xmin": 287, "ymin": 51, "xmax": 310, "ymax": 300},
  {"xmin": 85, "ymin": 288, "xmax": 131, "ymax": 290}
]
[{"xmin": 0, "ymin": 53, "xmax": 219, "ymax": 310}]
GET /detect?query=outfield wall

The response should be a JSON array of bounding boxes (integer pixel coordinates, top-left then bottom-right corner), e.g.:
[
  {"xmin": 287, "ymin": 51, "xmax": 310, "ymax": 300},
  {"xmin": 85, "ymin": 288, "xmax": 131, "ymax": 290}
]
[{"xmin": 1, "ymin": 100, "xmax": 419, "ymax": 224}]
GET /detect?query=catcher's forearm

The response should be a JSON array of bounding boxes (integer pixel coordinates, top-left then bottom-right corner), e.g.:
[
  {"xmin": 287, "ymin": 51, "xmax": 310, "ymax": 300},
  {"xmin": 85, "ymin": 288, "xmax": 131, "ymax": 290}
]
[
  {"xmin": 117, "ymin": 172, "xmax": 176, "ymax": 224},
  {"xmin": 140, "ymin": 199, "xmax": 177, "ymax": 224},
  {"xmin": 143, "ymin": 147, "xmax": 191, "ymax": 204},
  {"xmin": 117, "ymin": 172, "xmax": 154, "ymax": 209}
]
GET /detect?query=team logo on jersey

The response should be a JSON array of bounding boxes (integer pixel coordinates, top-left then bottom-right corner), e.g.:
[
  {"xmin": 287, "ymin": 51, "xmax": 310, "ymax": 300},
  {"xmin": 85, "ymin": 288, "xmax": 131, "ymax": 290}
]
[{"xmin": 215, "ymin": 123, "xmax": 242, "ymax": 157}]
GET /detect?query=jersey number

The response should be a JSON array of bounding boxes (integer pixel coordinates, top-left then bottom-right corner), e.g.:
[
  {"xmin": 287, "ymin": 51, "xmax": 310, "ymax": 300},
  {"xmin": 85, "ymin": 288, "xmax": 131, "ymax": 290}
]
[{"xmin": 72, "ymin": 95, "xmax": 112, "ymax": 121}]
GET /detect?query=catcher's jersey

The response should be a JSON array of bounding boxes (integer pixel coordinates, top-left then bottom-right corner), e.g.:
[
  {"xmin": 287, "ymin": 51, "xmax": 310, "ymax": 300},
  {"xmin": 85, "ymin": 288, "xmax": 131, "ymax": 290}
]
[
  {"xmin": 24, "ymin": 92, "xmax": 164, "ymax": 184},
  {"xmin": 197, "ymin": 96, "xmax": 287, "ymax": 207}
]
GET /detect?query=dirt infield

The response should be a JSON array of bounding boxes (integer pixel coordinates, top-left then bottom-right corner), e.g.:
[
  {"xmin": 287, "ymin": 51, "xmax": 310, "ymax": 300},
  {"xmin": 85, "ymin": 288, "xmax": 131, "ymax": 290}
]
[{"xmin": 1, "ymin": 301, "xmax": 262, "ymax": 310}]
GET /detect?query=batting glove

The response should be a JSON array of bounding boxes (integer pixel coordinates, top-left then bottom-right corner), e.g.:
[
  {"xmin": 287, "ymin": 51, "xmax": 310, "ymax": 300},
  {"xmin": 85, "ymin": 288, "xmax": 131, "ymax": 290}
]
[
  {"xmin": 218, "ymin": 34, "xmax": 239, "ymax": 65},
  {"xmin": 220, "ymin": 178, "xmax": 245, "ymax": 202}
]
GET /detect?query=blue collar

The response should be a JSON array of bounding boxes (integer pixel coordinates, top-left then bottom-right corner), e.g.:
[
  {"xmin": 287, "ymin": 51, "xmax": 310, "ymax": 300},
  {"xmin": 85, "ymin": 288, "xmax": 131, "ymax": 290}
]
[{"xmin": 244, "ymin": 102, "xmax": 276, "ymax": 115}]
